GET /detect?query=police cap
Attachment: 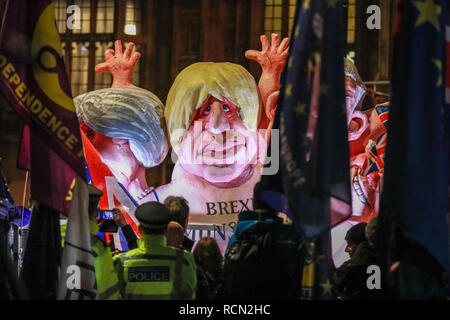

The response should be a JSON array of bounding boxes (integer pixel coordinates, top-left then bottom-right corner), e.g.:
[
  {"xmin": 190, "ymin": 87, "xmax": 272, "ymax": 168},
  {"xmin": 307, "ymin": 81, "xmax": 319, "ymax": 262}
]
[
  {"xmin": 88, "ymin": 184, "xmax": 103, "ymax": 200},
  {"xmin": 87, "ymin": 184, "xmax": 103, "ymax": 212},
  {"xmin": 135, "ymin": 201, "xmax": 173, "ymax": 230}
]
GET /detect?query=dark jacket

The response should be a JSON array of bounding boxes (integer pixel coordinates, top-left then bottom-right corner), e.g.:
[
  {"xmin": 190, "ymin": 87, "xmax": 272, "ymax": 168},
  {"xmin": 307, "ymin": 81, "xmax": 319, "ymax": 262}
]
[
  {"xmin": 195, "ymin": 264, "xmax": 211, "ymax": 300},
  {"xmin": 121, "ymin": 224, "xmax": 138, "ymax": 250},
  {"xmin": 219, "ymin": 210, "xmax": 304, "ymax": 300},
  {"xmin": 332, "ymin": 241, "xmax": 380, "ymax": 300},
  {"xmin": 182, "ymin": 236, "xmax": 195, "ymax": 252}
]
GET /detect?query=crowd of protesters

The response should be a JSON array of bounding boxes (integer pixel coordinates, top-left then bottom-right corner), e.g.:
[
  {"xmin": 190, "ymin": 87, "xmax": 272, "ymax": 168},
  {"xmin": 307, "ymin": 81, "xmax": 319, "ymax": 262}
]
[
  {"xmin": 1, "ymin": 175, "xmax": 449, "ymax": 300},
  {"xmin": 71, "ymin": 182, "xmax": 450, "ymax": 300}
]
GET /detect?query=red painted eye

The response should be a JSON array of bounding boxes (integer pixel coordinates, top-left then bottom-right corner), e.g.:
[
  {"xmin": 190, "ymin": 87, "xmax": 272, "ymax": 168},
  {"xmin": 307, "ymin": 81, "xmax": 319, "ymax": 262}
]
[{"xmin": 202, "ymin": 106, "xmax": 211, "ymax": 115}]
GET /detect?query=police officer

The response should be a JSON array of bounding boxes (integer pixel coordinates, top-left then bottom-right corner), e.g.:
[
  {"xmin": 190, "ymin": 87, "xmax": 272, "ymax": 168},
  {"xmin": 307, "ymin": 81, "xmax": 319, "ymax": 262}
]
[
  {"xmin": 88, "ymin": 185, "xmax": 121, "ymax": 300},
  {"xmin": 113, "ymin": 202, "xmax": 197, "ymax": 299}
]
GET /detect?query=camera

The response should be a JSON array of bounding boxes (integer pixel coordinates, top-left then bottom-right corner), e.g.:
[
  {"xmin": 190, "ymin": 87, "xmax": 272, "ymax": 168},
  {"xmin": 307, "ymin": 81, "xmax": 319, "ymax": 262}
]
[
  {"xmin": 97, "ymin": 209, "xmax": 115, "ymax": 220},
  {"xmin": 97, "ymin": 209, "xmax": 118, "ymax": 233}
]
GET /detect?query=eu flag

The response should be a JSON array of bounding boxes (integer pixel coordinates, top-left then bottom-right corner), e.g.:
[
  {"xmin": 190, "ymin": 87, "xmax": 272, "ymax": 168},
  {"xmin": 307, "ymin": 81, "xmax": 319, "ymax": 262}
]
[
  {"xmin": 259, "ymin": 0, "xmax": 351, "ymax": 240},
  {"xmin": 0, "ymin": 163, "xmax": 15, "ymax": 223},
  {"xmin": 258, "ymin": 0, "xmax": 350, "ymax": 300},
  {"xmin": 379, "ymin": 0, "xmax": 449, "ymax": 298}
]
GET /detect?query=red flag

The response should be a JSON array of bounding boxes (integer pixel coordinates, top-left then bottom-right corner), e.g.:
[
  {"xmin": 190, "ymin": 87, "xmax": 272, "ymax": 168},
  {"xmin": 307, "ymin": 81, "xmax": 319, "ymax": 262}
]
[
  {"xmin": 17, "ymin": 124, "xmax": 30, "ymax": 171},
  {"xmin": 81, "ymin": 130, "xmax": 140, "ymax": 241}
]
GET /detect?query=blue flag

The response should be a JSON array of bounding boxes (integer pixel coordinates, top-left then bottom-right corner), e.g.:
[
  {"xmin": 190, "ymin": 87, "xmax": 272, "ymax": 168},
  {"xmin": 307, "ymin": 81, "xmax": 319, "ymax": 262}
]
[
  {"xmin": 446, "ymin": 5, "xmax": 450, "ymax": 286},
  {"xmin": 0, "ymin": 164, "xmax": 15, "ymax": 222},
  {"xmin": 300, "ymin": 232, "xmax": 334, "ymax": 300},
  {"xmin": 259, "ymin": 0, "xmax": 351, "ymax": 239},
  {"xmin": 379, "ymin": 0, "xmax": 449, "ymax": 295},
  {"xmin": 0, "ymin": 164, "xmax": 31, "ymax": 228},
  {"xmin": 258, "ymin": 0, "xmax": 350, "ymax": 300}
]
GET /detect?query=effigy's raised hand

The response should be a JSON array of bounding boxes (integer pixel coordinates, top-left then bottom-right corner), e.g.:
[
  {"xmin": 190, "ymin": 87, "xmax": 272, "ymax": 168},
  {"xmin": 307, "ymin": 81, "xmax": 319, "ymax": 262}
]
[
  {"xmin": 247, "ymin": 34, "xmax": 289, "ymax": 134},
  {"xmin": 245, "ymin": 33, "xmax": 289, "ymax": 78},
  {"xmin": 95, "ymin": 40, "xmax": 141, "ymax": 88}
]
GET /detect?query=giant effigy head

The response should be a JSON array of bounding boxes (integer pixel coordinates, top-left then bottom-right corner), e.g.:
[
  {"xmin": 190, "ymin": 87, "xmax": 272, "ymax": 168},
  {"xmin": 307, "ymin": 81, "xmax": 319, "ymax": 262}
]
[
  {"xmin": 74, "ymin": 86, "xmax": 169, "ymax": 169},
  {"xmin": 344, "ymin": 58, "xmax": 366, "ymax": 119},
  {"xmin": 331, "ymin": 59, "xmax": 389, "ymax": 267},
  {"xmin": 165, "ymin": 62, "xmax": 265, "ymax": 188},
  {"xmin": 344, "ymin": 58, "xmax": 371, "ymax": 150}
]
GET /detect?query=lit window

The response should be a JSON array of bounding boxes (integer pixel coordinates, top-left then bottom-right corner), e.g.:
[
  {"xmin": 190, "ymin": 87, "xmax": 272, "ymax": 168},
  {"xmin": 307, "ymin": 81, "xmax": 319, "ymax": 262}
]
[
  {"xmin": 71, "ymin": 42, "xmax": 90, "ymax": 97},
  {"xmin": 347, "ymin": 0, "xmax": 356, "ymax": 44},
  {"xmin": 72, "ymin": 0, "xmax": 91, "ymax": 34},
  {"xmin": 264, "ymin": 0, "xmax": 298, "ymax": 39},
  {"xmin": 54, "ymin": 0, "xmax": 67, "ymax": 34},
  {"xmin": 265, "ymin": 0, "xmax": 283, "ymax": 39},
  {"xmin": 53, "ymin": 0, "xmax": 143, "ymax": 96},
  {"xmin": 288, "ymin": 0, "xmax": 297, "ymax": 36},
  {"xmin": 125, "ymin": 0, "xmax": 141, "ymax": 35},
  {"xmin": 96, "ymin": 0, "xmax": 114, "ymax": 34}
]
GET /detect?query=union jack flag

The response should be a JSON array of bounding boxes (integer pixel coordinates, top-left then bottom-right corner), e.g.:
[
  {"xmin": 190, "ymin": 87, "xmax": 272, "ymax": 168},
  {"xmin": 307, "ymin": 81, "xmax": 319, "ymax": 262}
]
[
  {"xmin": 361, "ymin": 103, "xmax": 389, "ymax": 176},
  {"xmin": 376, "ymin": 103, "xmax": 390, "ymax": 127}
]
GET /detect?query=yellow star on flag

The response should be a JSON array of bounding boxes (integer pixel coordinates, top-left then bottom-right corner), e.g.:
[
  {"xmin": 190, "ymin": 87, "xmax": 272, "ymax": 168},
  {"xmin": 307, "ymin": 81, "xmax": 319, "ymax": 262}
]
[
  {"xmin": 285, "ymin": 84, "xmax": 293, "ymax": 97},
  {"xmin": 306, "ymin": 52, "xmax": 321, "ymax": 74},
  {"xmin": 320, "ymin": 83, "xmax": 330, "ymax": 96},
  {"xmin": 413, "ymin": 0, "xmax": 442, "ymax": 31},
  {"xmin": 303, "ymin": 0, "xmax": 311, "ymax": 10},
  {"xmin": 432, "ymin": 58, "xmax": 442, "ymax": 86},
  {"xmin": 307, "ymin": 59, "xmax": 314, "ymax": 73},
  {"xmin": 295, "ymin": 103, "xmax": 306, "ymax": 116},
  {"xmin": 321, "ymin": 279, "xmax": 333, "ymax": 296}
]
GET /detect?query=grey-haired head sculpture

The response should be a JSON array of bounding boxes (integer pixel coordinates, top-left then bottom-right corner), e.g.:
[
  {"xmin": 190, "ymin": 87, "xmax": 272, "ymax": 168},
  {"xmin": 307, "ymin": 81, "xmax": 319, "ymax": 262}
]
[
  {"xmin": 344, "ymin": 57, "xmax": 367, "ymax": 115},
  {"xmin": 74, "ymin": 85, "xmax": 169, "ymax": 168}
]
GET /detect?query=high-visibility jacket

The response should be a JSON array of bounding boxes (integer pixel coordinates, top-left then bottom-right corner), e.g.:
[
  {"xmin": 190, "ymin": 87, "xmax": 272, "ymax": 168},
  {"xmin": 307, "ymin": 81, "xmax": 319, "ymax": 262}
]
[
  {"xmin": 113, "ymin": 233, "xmax": 197, "ymax": 300},
  {"xmin": 89, "ymin": 221, "xmax": 121, "ymax": 300},
  {"xmin": 60, "ymin": 219, "xmax": 67, "ymax": 248}
]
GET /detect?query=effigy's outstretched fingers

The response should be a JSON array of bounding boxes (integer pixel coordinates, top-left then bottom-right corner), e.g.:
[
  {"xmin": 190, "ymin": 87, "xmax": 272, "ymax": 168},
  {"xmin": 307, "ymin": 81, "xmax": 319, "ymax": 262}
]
[{"xmin": 92, "ymin": 40, "xmax": 141, "ymax": 87}]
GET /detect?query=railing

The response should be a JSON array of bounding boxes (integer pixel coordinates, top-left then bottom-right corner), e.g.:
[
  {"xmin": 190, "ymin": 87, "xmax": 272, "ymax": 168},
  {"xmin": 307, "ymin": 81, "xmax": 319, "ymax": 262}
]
[{"xmin": 363, "ymin": 80, "xmax": 390, "ymax": 105}]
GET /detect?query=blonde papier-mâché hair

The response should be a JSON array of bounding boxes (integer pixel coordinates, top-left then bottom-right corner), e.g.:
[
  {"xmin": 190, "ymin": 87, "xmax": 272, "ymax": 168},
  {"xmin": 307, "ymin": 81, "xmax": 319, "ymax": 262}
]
[{"xmin": 165, "ymin": 62, "xmax": 261, "ymax": 152}]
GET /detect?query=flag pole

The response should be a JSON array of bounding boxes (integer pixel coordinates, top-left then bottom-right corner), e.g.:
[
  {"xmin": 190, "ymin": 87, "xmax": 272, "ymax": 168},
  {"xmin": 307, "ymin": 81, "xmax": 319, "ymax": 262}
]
[
  {"xmin": 18, "ymin": 170, "xmax": 29, "ymax": 275},
  {"xmin": 0, "ymin": 0, "xmax": 10, "ymax": 41}
]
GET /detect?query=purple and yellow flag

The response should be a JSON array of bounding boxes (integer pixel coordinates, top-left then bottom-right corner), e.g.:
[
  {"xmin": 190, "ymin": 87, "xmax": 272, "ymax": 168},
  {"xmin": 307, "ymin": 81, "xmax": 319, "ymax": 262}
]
[{"xmin": 0, "ymin": 0, "xmax": 85, "ymax": 214}]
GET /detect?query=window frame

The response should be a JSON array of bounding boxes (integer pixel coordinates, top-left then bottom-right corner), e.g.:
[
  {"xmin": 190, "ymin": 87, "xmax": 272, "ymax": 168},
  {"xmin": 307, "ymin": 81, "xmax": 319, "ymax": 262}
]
[
  {"xmin": 264, "ymin": 0, "xmax": 298, "ymax": 39},
  {"xmin": 56, "ymin": 0, "xmax": 145, "ymax": 94}
]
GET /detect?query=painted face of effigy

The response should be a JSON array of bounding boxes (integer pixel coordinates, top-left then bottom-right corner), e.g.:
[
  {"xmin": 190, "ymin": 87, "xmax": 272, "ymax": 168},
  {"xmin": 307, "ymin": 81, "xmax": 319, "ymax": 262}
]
[
  {"xmin": 165, "ymin": 62, "xmax": 266, "ymax": 189},
  {"xmin": 176, "ymin": 96, "xmax": 261, "ymax": 188}
]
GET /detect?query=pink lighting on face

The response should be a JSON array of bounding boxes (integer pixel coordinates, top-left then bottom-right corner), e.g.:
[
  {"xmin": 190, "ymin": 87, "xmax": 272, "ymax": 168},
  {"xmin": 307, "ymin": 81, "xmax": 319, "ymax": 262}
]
[{"xmin": 176, "ymin": 96, "xmax": 263, "ymax": 188}]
